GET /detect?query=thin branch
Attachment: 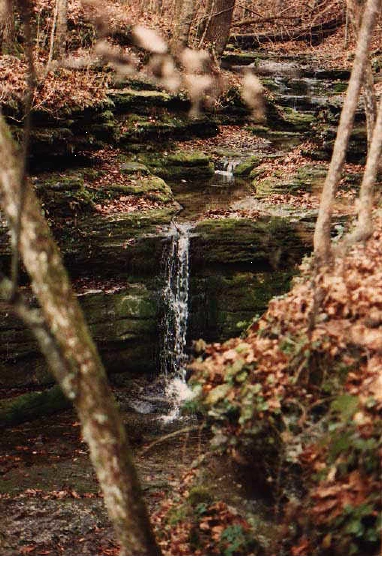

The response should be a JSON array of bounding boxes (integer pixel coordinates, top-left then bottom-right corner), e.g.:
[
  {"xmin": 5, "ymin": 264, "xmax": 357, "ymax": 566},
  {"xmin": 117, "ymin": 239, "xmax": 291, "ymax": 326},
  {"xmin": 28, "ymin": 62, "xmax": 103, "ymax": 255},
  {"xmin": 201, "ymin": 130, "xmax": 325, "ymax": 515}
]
[{"xmin": 140, "ymin": 425, "xmax": 200, "ymax": 455}]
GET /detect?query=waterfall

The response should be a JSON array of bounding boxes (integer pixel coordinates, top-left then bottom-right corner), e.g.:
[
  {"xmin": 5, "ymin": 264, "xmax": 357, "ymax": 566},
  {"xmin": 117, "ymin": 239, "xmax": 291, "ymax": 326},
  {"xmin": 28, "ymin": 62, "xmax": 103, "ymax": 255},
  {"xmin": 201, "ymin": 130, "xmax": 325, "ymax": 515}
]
[
  {"xmin": 214, "ymin": 158, "xmax": 241, "ymax": 182},
  {"xmin": 161, "ymin": 222, "xmax": 193, "ymax": 422}
]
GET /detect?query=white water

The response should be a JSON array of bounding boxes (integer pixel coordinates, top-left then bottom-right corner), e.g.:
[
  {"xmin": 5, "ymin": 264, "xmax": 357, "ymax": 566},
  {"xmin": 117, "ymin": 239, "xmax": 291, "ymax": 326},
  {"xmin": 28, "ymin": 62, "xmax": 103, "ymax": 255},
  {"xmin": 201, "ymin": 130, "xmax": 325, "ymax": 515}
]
[
  {"xmin": 214, "ymin": 158, "xmax": 241, "ymax": 182},
  {"xmin": 161, "ymin": 222, "xmax": 193, "ymax": 422}
]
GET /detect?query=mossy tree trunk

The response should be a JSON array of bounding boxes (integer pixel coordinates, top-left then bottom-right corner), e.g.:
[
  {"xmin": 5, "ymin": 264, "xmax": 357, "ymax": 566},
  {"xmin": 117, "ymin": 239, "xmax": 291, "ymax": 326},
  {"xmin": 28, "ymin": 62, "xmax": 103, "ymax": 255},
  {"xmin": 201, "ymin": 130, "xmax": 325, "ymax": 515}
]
[{"xmin": 0, "ymin": 113, "xmax": 160, "ymax": 556}]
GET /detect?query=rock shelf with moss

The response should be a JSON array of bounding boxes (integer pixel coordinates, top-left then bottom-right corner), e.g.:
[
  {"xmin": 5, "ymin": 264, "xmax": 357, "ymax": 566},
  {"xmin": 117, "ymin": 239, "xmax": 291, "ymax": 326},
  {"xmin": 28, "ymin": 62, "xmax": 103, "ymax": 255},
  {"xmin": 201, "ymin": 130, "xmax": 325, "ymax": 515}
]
[
  {"xmin": 0, "ymin": 284, "xmax": 160, "ymax": 393},
  {"xmin": 192, "ymin": 217, "xmax": 311, "ymax": 270},
  {"xmin": 140, "ymin": 151, "xmax": 215, "ymax": 181}
]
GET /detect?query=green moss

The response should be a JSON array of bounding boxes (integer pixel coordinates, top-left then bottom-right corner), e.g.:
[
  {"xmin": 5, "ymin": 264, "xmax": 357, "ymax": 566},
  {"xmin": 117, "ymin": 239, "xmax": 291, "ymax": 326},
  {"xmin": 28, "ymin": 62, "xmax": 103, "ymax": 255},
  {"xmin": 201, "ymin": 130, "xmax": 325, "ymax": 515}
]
[
  {"xmin": 187, "ymin": 486, "xmax": 214, "ymax": 505},
  {"xmin": 141, "ymin": 151, "xmax": 214, "ymax": 181},
  {"xmin": 332, "ymin": 81, "xmax": 348, "ymax": 94},
  {"xmin": 111, "ymin": 175, "xmax": 173, "ymax": 203},
  {"xmin": 189, "ymin": 271, "xmax": 294, "ymax": 342},
  {"xmin": 36, "ymin": 177, "xmax": 96, "ymax": 214},
  {"xmin": 119, "ymin": 116, "xmax": 219, "ymax": 145},
  {"xmin": 253, "ymin": 164, "xmax": 326, "ymax": 197},
  {"xmin": 233, "ymin": 156, "xmax": 262, "ymax": 177},
  {"xmin": 193, "ymin": 217, "xmax": 311, "ymax": 270},
  {"xmin": 0, "ymin": 386, "xmax": 71, "ymax": 428},
  {"xmin": 107, "ymin": 88, "xmax": 175, "ymax": 112},
  {"xmin": 120, "ymin": 162, "xmax": 151, "ymax": 176}
]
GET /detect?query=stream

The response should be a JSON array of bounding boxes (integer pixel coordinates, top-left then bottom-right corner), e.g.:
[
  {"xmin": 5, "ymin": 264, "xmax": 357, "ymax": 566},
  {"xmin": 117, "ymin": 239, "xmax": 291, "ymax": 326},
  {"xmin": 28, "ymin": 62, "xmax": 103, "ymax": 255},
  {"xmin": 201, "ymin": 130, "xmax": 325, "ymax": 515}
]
[{"xmin": 0, "ymin": 50, "xmax": 367, "ymax": 554}]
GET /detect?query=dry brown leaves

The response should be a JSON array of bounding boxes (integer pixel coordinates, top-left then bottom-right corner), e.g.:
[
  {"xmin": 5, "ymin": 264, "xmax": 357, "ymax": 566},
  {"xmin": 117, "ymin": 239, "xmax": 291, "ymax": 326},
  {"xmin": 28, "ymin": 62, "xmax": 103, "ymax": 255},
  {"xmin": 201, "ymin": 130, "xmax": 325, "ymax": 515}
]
[
  {"xmin": 191, "ymin": 216, "xmax": 382, "ymax": 428},
  {"xmin": 151, "ymin": 470, "xmax": 253, "ymax": 556},
  {"xmin": 94, "ymin": 195, "xmax": 161, "ymax": 215}
]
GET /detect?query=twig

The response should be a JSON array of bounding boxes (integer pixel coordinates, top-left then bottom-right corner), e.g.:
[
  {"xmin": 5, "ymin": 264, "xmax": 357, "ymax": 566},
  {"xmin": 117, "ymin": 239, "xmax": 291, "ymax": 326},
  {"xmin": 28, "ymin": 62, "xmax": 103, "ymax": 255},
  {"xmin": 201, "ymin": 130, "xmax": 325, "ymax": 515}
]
[{"xmin": 140, "ymin": 425, "xmax": 200, "ymax": 455}]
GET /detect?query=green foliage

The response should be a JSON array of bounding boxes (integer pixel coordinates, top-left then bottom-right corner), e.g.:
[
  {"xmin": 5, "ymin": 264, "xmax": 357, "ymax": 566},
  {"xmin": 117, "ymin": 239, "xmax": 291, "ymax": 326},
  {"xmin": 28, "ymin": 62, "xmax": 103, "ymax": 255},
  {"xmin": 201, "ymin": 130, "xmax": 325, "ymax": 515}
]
[{"xmin": 219, "ymin": 525, "xmax": 256, "ymax": 556}]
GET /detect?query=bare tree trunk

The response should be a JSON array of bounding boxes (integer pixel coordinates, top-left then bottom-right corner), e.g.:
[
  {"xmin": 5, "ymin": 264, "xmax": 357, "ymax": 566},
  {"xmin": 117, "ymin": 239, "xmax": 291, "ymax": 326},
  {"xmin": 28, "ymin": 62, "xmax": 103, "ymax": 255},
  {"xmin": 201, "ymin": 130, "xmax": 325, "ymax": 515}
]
[
  {"xmin": 197, "ymin": 0, "xmax": 214, "ymax": 43},
  {"xmin": 171, "ymin": 0, "xmax": 197, "ymax": 52},
  {"xmin": 347, "ymin": 0, "xmax": 377, "ymax": 148},
  {"xmin": 0, "ymin": 0, "xmax": 16, "ymax": 54},
  {"xmin": 350, "ymin": 96, "xmax": 382, "ymax": 241},
  {"xmin": 313, "ymin": 0, "xmax": 381, "ymax": 265},
  {"xmin": 203, "ymin": 0, "xmax": 236, "ymax": 58},
  {"xmin": 48, "ymin": 0, "xmax": 67, "ymax": 63},
  {"xmin": 0, "ymin": 115, "xmax": 161, "ymax": 556}
]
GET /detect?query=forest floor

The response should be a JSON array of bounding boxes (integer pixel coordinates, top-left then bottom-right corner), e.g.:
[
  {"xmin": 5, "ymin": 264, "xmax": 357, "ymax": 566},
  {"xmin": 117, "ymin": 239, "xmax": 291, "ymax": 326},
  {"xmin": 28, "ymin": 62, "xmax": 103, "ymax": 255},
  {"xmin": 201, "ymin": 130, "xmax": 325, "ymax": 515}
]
[
  {"xmin": 1, "ymin": 2, "xmax": 382, "ymax": 557},
  {"xmin": 0, "ymin": 401, "xmax": 272, "ymax": 555}
]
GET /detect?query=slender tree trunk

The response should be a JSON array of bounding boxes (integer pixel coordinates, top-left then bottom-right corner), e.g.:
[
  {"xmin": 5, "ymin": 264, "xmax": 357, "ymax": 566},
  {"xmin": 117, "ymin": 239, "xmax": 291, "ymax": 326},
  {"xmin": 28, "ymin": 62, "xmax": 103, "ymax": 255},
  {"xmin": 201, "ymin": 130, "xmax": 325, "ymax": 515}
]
[
  {"xmin": 313, "ymin": 0, "xmax": 381, "ymax": 265},
  {"xmin": 0, "ymin": 115, "xmax": 161, "ymax": 556},
  {"xmin": 171, "ymin": 0, "xmax": 197, "ymax": 52},
  {"xmin": 347, "ymin": 0, "xmax": 377, "ymax": 148},
  {"xmin": 203, "ymin": 0, "xmax": 236, "ymax": 58},
  {"xmin": 48, "ymin": 0, "xmax": 67, "ymax": 63},
  {"xmin": 350, "ymin": 95, "xmax": 382, "ymax": 241}
]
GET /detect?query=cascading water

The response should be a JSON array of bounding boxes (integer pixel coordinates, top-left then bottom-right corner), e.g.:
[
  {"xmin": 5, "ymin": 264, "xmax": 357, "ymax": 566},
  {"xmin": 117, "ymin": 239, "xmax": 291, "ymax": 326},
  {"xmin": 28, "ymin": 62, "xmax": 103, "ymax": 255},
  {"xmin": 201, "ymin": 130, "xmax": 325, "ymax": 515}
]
[
  {"xmin": 161, "ymin": 222, "xmax": 193, "ymax": 422},
  {"xmin": 214, "ymin": 158, "xmax": 241, "ymax": 182}
]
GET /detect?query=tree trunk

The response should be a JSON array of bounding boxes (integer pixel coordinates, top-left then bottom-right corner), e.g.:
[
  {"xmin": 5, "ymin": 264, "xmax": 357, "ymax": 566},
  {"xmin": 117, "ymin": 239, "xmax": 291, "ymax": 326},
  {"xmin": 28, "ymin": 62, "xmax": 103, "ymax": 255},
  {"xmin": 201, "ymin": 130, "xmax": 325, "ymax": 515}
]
[
  {"xmin": 203, "ymin": 0, "xmax": 236, "ymax": 58},
  {"xmin": 0, "ymin": 115, "xmax": 160, "ymax": 556},
  {"xmin": 1, "ymin": 0, "xmax": 16, "ymax": 54},
  {"xmin": 313, "ymin": 0, "xmax": 381, "ymax": 265},
  {"xmin": 48, "ymin": 0, "xmax": 67, "ymax": 62},
  {"xmin": 171, "ymin": 0, "xmax": 197, "ymax": 52},
  {"xmin": 351, "ymin": 95, "xmax": 382, "ymax": 241},
  {"xmin": 347, "ymin": 0, "xmax": 377, "ymax": 148}
]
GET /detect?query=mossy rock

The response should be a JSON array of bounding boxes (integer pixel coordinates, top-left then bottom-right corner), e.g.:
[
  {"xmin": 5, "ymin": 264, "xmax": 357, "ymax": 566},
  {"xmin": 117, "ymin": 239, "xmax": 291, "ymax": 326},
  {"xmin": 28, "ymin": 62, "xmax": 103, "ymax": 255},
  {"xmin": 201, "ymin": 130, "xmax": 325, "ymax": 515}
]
[
  {"xmin": 55, "ymin": 208, "xmax": 176, "ymax": 277},
  {"xmin": 79, "ymin": 285, "xmax": 158, "ymax": 341},
  {"xmin": 332, "ymin": 81, "xmax": 348, "ymax": 94},
  {"xmin": 282, "ymin": 108, "xmax": 315, "ymax": 132},
  {"xmin": 107, "ymin": 88, "xmax": 186, "ymax": 113},
  {"xmin": 120, "ymin": 162, "xmax": 151, "ymax": 176},
  {"xmin": 119, "ymin": 117, "xmax": 219, "ymax": 145},
  {"xmin": 311, "ymin": 123, "xmax": 367, "ymax": 163},
  {"xmin": 0, "ymin": 284, "xmax": 161, "ymax": 394},
  {"xmin": 192, "ymin": 217, "xmax": 312, "ymax": 271},
  {"xmin": 0, "ymin": 386, "xmax": 71, "ymax": 428},
  {"xmin": 35, "ymin": 176, "xmax": 96, "ymax": 215},
  {"xmin": 233, "ymin": 156, "xmax": 262, "ymax": 177},
  {"xmin": 189, "ymin": 270, "xmax": 294, "ymax": 342},
  {"xmin": 142, "ymin": 151, "xmax": 214, "ymax": 181},
  {"xmin": 221, "ymin": 51, "xmax": 263, "ymax": 67},
  {"xmin": 90, "ymin": 121, "xmax": 120, "ymax": 143},
  {"xmin": 106, "ymin": 175, "xmax": 173, "ymax": 203},
  {"xmin": 253, "ymin": 164, "xmax": 326, "ymax": 197}
]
